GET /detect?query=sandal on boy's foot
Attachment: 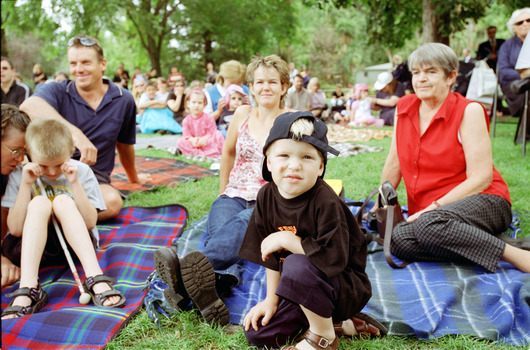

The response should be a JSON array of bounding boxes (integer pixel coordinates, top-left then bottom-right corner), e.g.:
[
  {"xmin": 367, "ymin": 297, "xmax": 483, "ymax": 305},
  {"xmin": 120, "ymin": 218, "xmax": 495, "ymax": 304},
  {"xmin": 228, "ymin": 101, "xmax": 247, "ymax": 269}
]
[
  {"xmin": 288, "ymin": 330, "xmax": 339, "ymax": 350},
  {"xmin": 179, "ymin": 251, "xmax": 230, "ymax": 325},
  {"xmin": 154, "ymin": 245, "xmax": 190, "ymax": 310},
  {"xmin": 1, "ymin": 284, "xmax": 48, "ymax": 319},
  {"xmin": 83, "ymin": 275, "xmax": 126, "ymax": 308},
  {"xmin": 334, "ymin": 312, "xmax": 387, "ymax": 338}
]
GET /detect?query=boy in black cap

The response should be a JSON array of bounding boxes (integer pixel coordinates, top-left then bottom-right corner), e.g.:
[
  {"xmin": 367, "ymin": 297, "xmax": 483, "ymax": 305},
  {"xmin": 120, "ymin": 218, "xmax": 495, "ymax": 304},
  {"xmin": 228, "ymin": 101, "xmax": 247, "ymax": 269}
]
[{"xmin": 239, "ymin": 111, "xmax": 385, "ymax": 350}]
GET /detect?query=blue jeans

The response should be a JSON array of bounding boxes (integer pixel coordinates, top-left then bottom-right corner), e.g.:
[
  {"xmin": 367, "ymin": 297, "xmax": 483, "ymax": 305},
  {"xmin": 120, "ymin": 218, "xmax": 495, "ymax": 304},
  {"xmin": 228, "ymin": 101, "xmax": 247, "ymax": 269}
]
[{"xmin": 204, "ymin": 195, "xmax": 255, "ymax": 283}]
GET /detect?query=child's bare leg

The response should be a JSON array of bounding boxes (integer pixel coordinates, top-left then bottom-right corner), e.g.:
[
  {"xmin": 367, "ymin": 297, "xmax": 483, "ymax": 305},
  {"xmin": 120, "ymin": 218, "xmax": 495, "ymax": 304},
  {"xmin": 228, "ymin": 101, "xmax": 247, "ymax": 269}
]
[
  {"xmin": 52, "ymin": 195, "xmax": 120, "ymax": 306},
  {"xmin": 294, "ymin": 305, "xmax": 336, "ymax": 350},
  {"xmin": 2, "ymin": 196, "xmax": 51, "ymax": 319}
]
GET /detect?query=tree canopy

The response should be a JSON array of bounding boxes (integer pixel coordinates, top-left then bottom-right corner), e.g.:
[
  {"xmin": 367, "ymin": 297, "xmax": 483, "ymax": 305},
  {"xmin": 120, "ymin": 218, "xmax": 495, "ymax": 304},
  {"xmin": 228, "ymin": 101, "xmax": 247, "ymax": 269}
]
[{"xmin": 1, "ymin": 0, "xmax": 524, "ymax": 86}]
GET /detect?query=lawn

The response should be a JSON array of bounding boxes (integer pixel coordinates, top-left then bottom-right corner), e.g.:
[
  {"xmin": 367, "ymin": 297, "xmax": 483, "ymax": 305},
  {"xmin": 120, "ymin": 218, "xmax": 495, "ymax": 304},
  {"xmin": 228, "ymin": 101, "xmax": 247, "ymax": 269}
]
[{"xmin": 107, "ymin": 119, "xmax": 528, "ymax": 349}]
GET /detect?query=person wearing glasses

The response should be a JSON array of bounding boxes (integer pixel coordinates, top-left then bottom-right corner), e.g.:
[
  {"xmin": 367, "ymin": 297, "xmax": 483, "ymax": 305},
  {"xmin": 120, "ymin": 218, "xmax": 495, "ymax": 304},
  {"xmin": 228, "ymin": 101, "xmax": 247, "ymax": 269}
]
[
  {"xmin": 20, "ymin": 34, "xmax": 150, "ymax": 221},
  {"xmin": 498, "ymin": 7, "xmax": 530, "ymax": 141},
  {"xmin": 1, "ymin": 104, "xmax": 30, "ymax": 288}
]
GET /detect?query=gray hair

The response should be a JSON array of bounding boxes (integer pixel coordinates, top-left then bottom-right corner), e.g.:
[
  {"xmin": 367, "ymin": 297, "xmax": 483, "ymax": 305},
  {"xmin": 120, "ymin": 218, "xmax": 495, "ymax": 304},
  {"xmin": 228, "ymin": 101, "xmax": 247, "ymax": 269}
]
[
  {"xmin": 507, "ymin": 8, "xmax": 530, "ymax": 36},
  {"xmin": 408, "ymin": 43, "xmax": 459, "ymax": 77}
]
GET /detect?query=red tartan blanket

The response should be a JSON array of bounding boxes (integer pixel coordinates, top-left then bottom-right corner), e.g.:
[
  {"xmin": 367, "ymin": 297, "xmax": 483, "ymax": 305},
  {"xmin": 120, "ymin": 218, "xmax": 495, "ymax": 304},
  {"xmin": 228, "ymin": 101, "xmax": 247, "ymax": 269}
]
[
  {"xmin": 111, "ymin": 156, "xmax": 216, "ymax": 195},
  {"xmin": 1, "ymin": 205, "xmax": 187, "ymax": 349}
]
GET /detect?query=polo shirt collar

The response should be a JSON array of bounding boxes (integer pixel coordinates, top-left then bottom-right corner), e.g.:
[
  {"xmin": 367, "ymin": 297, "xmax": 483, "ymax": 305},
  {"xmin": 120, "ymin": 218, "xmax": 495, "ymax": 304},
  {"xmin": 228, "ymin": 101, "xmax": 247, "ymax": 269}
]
[{"xmin": 66, "ymin": 78, "xmax": 123, "ymax": 111}]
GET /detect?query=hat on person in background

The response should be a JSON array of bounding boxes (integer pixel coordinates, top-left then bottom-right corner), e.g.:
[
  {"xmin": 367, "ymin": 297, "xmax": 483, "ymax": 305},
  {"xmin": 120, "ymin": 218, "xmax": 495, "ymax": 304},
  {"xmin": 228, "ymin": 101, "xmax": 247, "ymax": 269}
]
[
  {"xmin": 374, "ymin": 71, "xmax": 394, "ymax": 90},
  {"xmin": 261, "ymin": 111, "xmax": 339, "ymax": 182},
  {"xmin": 224, "ymin": 84, "xmax": 248, "ymax": 99},
  {"xmin": 354, "ymin": 83, "xmax": 369, "ymax": 100}
]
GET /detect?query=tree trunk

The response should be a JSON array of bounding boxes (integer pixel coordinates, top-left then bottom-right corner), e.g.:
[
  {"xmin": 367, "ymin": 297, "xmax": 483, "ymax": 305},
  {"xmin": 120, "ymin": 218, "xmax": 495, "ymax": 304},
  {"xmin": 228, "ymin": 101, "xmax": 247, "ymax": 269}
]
[
  {"xmin": 1, "ymin": 27, "xmax": 7, "ymax": 57},
  {"xmin": 422, "ymin": 0, "xmax": 437, "ymax": 43}
]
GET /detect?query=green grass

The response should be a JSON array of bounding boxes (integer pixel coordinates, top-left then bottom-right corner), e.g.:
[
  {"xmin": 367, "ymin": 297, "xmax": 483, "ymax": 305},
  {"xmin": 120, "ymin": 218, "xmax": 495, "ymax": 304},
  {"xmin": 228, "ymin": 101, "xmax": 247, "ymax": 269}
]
[{"xmin": 107, "ymin": 120, "xmax": 528, "ymax": 349}]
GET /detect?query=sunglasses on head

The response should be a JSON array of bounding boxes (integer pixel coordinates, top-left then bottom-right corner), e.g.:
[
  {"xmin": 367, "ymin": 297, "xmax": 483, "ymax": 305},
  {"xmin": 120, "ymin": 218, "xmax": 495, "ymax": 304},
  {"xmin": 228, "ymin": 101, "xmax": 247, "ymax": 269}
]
[
  {"xmin": 67, "ymin": 36, "xmax": 97, "ymax": 47},
  {"xmin": 514, "ymin": 18, "xmax": 530, "ymax": 26}
]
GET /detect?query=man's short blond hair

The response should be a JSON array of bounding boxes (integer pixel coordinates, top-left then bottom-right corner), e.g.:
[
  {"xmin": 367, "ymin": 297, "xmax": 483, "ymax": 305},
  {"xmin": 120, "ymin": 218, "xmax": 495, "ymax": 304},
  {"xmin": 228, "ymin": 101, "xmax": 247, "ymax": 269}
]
[{"xmin": 25, "ymin": 119, "xmax": 74, "ymax": 160}]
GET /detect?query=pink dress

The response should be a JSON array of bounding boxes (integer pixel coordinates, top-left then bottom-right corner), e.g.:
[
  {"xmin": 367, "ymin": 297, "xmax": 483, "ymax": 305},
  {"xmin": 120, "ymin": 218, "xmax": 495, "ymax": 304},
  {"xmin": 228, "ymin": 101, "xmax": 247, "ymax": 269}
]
[
  {"xmin": 177, "ymin": 112, "xmax": 225, "ymax": 157},
  {"xmin": 351, "ymin": 99, "xmax": 384, "ymax": 127}
]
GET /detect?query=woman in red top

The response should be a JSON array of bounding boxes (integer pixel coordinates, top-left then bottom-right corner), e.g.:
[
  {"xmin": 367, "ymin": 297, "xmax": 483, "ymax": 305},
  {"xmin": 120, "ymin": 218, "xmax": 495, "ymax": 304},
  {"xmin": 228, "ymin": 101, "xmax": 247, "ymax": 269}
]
[{"xmin": 379, "ymin": 43, "xmax": 530, "ymax": 273}]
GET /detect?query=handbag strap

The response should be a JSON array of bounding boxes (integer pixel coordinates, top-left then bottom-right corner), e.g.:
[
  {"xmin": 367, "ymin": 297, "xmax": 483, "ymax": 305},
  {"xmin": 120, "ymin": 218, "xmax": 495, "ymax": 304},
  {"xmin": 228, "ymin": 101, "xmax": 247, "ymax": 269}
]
[
  {"xmin": 354, "ymin": 187, "xmax": 380, "ymax": 227},
  {"xmin": 383, "ymin": 205, "xmax": 409, "ymax": 269}
]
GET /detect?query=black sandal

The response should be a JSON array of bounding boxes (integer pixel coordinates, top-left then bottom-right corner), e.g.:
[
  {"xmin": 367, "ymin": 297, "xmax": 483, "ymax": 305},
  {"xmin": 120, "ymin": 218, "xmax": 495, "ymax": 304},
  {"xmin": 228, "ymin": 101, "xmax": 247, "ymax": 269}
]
[
  {"xmin": 83, "ymin": 275, "xmax": 126, "ymax": 308},
  {"xmin": 1, "ymin": 284, "xmax": 48, "ymax": 319}
]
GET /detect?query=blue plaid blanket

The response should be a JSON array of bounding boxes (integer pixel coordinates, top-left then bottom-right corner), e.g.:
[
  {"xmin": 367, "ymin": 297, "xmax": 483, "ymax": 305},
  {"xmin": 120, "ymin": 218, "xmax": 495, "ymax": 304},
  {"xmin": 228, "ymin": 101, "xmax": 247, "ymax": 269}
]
[
  {"xmin": 147, "ymin": 209, "xmax": 529, "ymax": 346},
  {"xmin": 1, "ymin": 205, "xmax": 187, "ymax": 349}
]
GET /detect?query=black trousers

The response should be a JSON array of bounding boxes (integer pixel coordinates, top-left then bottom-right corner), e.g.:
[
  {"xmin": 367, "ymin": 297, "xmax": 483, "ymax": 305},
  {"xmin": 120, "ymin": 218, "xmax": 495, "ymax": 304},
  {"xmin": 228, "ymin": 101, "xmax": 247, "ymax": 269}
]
[
  {"xmin": 391, "ymin": 194, "xmax": 512, "ymax": 273},
  {"xmin": 244, "ymin": 254, "xmax": 340, "ymax": 349}
]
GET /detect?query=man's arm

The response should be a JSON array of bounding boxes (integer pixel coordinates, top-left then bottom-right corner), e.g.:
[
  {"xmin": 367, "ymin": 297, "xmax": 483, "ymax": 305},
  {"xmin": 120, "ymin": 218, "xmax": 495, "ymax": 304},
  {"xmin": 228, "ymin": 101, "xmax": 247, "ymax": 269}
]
[
  {"xmin": 115, "ymin": 142, "xmax": 150, "ymax": 184},
  {"xmin": 20, "ymin": 96, "xmax": 98, "ymax": 166}
]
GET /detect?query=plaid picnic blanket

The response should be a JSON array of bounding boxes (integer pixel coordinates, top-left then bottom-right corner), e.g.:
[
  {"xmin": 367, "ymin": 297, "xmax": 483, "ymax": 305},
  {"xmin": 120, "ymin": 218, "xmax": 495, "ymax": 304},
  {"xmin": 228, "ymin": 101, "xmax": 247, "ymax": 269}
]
[
  {"xmin": 1, "ymin": 205, "xmax": 187, "ymax": 350},
  {"xmin": 110, "ymin": 155, "xmax": 217, "ymax": 195},
  {"xmin": 147, "ymin": 207, "xmax": 529, "ymax": 346}
]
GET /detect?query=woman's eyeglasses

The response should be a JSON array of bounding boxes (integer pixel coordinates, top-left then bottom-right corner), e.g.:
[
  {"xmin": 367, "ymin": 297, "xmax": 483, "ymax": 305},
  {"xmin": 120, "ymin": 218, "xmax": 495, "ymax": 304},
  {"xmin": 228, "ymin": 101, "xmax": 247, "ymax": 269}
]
[
  {"xmin": 514, "ymin": 18, "xmax": 530, "ymax": 26},
  {"xmin": 2, "ymin": 144, "xmax": 25, "ymax": 158},
  {"xmin": 67, "ymin": 36, "xmax": 97, "ymax": 47}
]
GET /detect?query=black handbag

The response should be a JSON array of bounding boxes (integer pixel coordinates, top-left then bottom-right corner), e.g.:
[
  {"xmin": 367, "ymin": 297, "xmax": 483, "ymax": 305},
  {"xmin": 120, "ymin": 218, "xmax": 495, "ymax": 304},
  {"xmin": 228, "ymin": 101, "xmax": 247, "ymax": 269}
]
[{"xmin": 355, "ymin": 181, "xmax": 409, "ymax": 269}]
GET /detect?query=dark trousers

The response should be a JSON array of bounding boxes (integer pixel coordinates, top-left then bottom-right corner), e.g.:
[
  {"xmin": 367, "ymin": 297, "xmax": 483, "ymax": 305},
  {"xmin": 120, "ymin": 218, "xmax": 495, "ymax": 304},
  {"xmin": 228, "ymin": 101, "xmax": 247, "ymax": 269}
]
[
  {"xmin": 391, "ymin": 194, "xmax": 512, "ymax": 273},
  {"xmin": 245, "ymin": 254, "xmax": 340, "ymax": 349}
]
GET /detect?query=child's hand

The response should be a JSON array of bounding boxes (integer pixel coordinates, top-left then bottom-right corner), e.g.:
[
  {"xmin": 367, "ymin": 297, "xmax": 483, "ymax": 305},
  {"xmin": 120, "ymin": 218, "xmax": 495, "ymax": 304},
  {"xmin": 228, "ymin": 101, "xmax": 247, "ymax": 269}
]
[
  {"xmin": 261, "ymin": 231, "xmax": 297, "ymax": 261},
  {"xmin": 196, "ymin": 136, "xmax": 208, "ymax": 147},
  {"xmin": 217, "ymin": 96, "xmax": 226, "ymax": 112},
  {"xmin": 61, "ymin": 161, "xmax": 79, "ymax": 184},
  {"xmin": 190, "ymin": 137, "xmax": 198, "ymax": 147},
  {"xmin": 243, "ymin": 298, "xmax": 278, "ymax": 332},
  {"xmin": 21, "ymin": 162, "xmax": 42, "ymax": 185}
]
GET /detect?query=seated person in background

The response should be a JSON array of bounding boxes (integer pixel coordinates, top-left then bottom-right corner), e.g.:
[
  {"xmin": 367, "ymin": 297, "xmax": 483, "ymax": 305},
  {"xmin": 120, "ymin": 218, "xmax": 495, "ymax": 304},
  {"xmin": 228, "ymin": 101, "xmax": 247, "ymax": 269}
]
[
  {"xmin": 205, "ymin": 62, "xmax": 218, "ymax": 85},
  {"xmin": 218, "ymin": 84, "xmax": 247, "ymax": 135},
  {"xmin": 240, "ymin": 112, "xmax": 383, "ymax": 349},
  {"xmin": 285, "ymin": 74, "xmax": 310, "ymax": 112},
  {"xmin": 348, "ymin": 83, "xmax": 384, "ymax": 127},
  {"xmin": 156, "ymin": 77, "xmax": 170, "ymax": 101},
  {"xmin": 138, "ymin": 81, "xmax": 167, "ymax": 114},
  {"xmin": 330, "ymin": 83, "xmax": 347, "ymax": 119},
  {"xmin": 32, "ymin": 64, "xmax": 47, "ymax": 91},
  {"xmin": 167, "ymin": 77, "xmax": 186, "ymax": 124},
  {"xmin": 131, "ymin": 77, "xmax": 146, "ymax": 109},
  {"xmin": 167, "ymin": 66, "xmax": 184, "ymax": 91},
  {"xmin": 371, "ymin": 72, "xmax": 406, "ymax": 126},
  {"xmin": 137, "ymin": 81, "xmax": 181, "ymax": 135},
  {"xmin": 307, "ymin": 77, "xmax": 328, "ymax": 120},
  {"xmin": 1, "ymin": 118, "xmax": 125, "ymax": 320},
  {"xmin": 498, "ymin": 7, "xmax": 530, "ymax": 140},
  {"xmin": 476, "ymin": 26, "xmax": 505, "ymax": 71},
  {"xmin": 177, "ymin": 90, "xmax": 224, "ymax": 158},
  {"xmin": 53, "ymin": 71, "xmax": 69, "ymax": 83},
  {"xmin": 112, "ymin": 67, "xmax": 128, "ymax": 89},
  {"xmin": 204, "ymin": 60, "xmax": 248, "ymax": 123},
  {"xmin": 1, "ymin": 104, "xmax": 30, "ymax": 288}
]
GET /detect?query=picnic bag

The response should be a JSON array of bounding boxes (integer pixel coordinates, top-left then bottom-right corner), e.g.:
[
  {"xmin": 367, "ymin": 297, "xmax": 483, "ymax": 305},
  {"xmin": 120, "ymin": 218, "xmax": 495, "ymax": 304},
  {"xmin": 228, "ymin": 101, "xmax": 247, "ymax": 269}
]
[{"xmin": 355, "ymin": 181, "xmax": 409, "ymax": 269}]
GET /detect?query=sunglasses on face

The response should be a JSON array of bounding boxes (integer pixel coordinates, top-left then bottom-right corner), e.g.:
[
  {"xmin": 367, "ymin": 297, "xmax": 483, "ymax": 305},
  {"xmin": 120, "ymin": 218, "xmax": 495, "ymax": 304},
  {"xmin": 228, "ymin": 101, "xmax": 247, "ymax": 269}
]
[
  {"xmin": 2, "ymin": 143, "xmax": 25, "ymax": 158},
  {"xmin": 514, "ymin": 18, "xmax": 530, "ymax": 26},
  {"xmin": 67, "ymin": 36, "xmax": 97, "ymax": 47}
]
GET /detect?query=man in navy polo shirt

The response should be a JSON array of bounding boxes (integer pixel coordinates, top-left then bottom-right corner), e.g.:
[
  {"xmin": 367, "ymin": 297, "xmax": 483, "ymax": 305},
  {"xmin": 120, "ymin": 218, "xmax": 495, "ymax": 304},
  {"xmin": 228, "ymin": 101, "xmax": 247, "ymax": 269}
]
[{"xmin": 20, "ymin": 34, "xmax": 150, "ymax": 221}]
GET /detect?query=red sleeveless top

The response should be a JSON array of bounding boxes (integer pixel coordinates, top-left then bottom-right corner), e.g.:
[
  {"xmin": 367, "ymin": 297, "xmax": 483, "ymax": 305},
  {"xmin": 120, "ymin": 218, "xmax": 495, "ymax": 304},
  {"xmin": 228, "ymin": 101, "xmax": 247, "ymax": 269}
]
[{"xmin": 396, "ymin": 92, "xmax": 510, "ymax": 215}]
